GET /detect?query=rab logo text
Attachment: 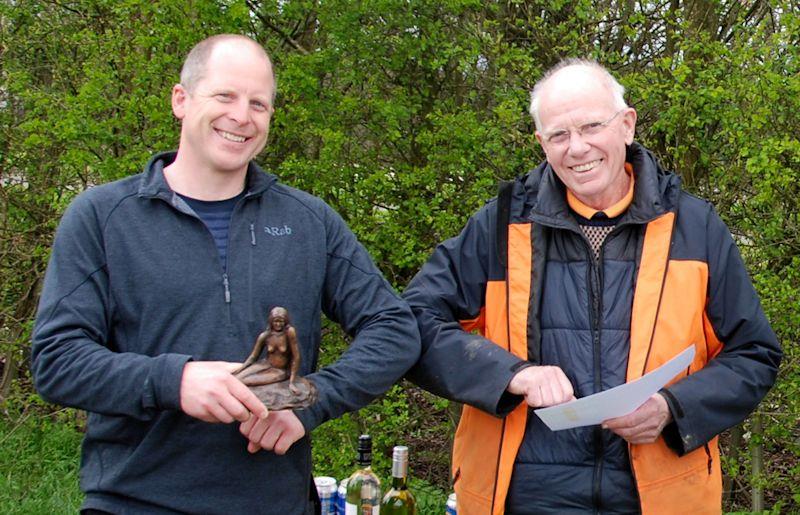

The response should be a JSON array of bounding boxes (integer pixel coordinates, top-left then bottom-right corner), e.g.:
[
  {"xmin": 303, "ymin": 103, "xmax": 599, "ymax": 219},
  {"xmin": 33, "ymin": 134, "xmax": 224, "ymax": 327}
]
[{"xmin": 264, "ymin": 225, "xmax": 292, "ymax": 236}]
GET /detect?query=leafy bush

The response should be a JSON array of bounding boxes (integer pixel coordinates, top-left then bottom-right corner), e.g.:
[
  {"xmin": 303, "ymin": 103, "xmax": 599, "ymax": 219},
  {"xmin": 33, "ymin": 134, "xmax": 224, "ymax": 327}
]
[{"xmin": 1, "ymin": 1, "xmax": 797, "ymax": 512}]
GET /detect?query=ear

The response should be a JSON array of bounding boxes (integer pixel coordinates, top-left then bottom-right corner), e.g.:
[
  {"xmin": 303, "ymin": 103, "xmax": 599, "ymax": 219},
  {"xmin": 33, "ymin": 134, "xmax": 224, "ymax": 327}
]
[
  {"xmin": 171, "ymin": 84, "xmax": 188, "ymax": 120},
  {"xmin": 534, "ymin": 131, "xmax": 552, "ymax": 160},
  {"xmin": 621, "ymin": 107, "xmax": 637, "ymax": 145},
  {"xmin": 535, "ymin": 131, "xmax": 549, "ymax": 152}
]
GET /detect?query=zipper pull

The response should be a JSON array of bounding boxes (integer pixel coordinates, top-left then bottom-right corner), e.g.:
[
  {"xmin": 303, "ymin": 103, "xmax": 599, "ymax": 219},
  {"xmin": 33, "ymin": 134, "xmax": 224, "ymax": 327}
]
[
  {"xmin": 250, "ymin": 223, "xmax": 256, "ymax": 245},
  {"xmin": 222, "ymin": 273, "xmax": 231, "ymax": 303}
]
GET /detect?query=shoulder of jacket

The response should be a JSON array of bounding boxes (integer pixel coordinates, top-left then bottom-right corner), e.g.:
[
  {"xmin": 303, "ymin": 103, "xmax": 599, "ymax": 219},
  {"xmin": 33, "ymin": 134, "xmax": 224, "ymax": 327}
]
[
  {"xmin": 70, "ymin": 174, "xmax": 141, "ymax": 214},
  {"xmin": 480, "ymin": 195, "xmax": 499, "ymax": 213},
  {"xmin": 264, "ymin": 182, "xmax": 336, "ymax": 224},
  {"xmin": 676, "ymin": 190, "xmax": 715, "ymax": 218},
  {"xmin": 462, "ymin": 197, "xmax": 499, "ymax": 232}
]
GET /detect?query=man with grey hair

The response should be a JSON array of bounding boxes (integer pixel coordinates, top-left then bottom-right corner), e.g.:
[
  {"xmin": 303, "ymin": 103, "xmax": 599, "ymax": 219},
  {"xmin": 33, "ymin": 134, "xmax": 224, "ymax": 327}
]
[
  {"xmin": 32, "ymin": 34, "xmax": 420, "ymax": 514},
  {"xmin": 404, "ymin": 58, "xmax": 780, "ymax": 513}
]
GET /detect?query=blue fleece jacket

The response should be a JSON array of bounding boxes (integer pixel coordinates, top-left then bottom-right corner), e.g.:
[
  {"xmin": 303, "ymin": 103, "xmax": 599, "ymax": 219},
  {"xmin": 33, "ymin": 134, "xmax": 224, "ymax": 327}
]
[{"xmin": 32, "ymin": 152, "xmax": 420, "ymax": 514}]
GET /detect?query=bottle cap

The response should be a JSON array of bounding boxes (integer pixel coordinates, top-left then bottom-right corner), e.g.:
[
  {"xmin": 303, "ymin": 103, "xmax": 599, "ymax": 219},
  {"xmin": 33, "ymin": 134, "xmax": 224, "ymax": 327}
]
[
  {"xmin": 357, "ymin": 434, "xmax": 372, "ymax": 465},
  {"xmin": 358, "ymin": 434, "xmax": 372, "ymax": 451},
  {"xmin": 392, "ymin": 445, "xmax": 409, "ymax": 461},
  {"xmin": 391, "ymin": 445, "xmax": 409, "ymax": 477}
]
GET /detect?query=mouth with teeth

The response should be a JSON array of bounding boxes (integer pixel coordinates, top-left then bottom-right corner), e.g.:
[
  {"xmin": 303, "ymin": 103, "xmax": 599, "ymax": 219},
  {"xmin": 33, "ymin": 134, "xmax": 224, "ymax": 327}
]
[
  {"xmin": 571, "ymin": 159, "xmax": 603, "ymax": 172},
  {"xmin": 217, "ymin": 129, "xmax": 248, "ymax": 143}
]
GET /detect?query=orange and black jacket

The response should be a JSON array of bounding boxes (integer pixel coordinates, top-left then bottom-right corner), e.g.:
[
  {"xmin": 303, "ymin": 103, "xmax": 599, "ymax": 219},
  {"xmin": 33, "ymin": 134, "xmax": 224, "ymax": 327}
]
[{"xmin": 404, "ymin": 142, "xmax": 781, "ymax": 514}]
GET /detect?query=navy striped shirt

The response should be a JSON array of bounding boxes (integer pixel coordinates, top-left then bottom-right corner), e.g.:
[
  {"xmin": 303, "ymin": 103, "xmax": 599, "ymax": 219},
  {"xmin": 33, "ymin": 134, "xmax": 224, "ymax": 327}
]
[{"xmin": 178, "ymin": 191, "xmax": 245, "ymax": 270}]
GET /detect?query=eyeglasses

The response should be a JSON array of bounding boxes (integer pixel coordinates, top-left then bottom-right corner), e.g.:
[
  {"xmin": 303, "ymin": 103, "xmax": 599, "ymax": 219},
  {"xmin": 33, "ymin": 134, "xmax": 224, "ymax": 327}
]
[{"xmin": 542, "ymin": 109, "xmax": 625, "ymax": 147}]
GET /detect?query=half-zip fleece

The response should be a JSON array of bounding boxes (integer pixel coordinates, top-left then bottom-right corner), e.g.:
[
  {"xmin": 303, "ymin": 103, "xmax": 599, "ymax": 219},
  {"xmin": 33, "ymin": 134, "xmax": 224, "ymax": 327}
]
[{"xmin": 32, "ymin": 151, "xmax": 420, "ymax": 515}]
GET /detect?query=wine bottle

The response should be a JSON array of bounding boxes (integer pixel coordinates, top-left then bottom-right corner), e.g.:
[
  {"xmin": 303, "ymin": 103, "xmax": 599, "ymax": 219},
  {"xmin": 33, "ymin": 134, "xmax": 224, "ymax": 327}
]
[
  {"xmin": 380, "ymin": 445, "xmax": 416, "ymax": 515},
  {"xmin": 345, "ymin": 434, "xmax": 381, "ymax": 515}
]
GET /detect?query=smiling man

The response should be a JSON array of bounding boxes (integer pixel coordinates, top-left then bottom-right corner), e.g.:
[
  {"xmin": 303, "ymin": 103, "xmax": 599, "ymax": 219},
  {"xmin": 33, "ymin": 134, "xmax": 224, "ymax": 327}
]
[
  {"xmin": 403, "ymin": 59, "xmax": 781, "ymax": 514},
  {"xmin": 32, "ymin": 35, "xmax": 420, "ymax": 514}
]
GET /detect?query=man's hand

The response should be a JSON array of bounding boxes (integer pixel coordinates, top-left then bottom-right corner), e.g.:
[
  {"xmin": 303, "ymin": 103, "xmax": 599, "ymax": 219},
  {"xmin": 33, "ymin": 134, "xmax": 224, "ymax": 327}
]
[
  {"xmin": 179, "ymin": 361, "xmax": 269, "ymax": 423},
  {"xmin": 239, "ymin": 410, "xmax": 306, "ymax": 455},
  {"xmin": 507, "ymin": 365, "xmax": 576, "ymax": 408},
  {"xmin": 602, "ymin": 393, "xmax": 672, "ymax": 444}
]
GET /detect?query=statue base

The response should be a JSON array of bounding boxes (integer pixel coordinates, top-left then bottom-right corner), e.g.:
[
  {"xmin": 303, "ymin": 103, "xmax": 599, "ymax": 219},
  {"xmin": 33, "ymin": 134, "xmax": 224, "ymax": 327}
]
[{"xmin": 241, "ymin": 376, "xmax": 318, "ymax": 411}]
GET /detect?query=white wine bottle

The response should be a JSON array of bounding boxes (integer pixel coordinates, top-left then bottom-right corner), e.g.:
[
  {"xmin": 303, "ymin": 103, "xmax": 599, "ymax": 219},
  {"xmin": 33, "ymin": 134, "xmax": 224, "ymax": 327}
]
[
  {"xmin": 380, "ymin": 446, "xmax": 416, "ymax": 515},
  {"xmin": 345, "ymin": 434, "xmax": 381, "ymax": 515}
]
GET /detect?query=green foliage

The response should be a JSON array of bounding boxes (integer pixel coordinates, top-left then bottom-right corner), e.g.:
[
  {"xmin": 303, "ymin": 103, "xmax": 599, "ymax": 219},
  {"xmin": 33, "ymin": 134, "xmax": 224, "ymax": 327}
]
[
  {"xmin": 1, "ymin": 0, "xmax": 798, "ymax": 512},
  {"xmin": 0, "ymin": 406, "xmax": 82, "ymax": 513}
]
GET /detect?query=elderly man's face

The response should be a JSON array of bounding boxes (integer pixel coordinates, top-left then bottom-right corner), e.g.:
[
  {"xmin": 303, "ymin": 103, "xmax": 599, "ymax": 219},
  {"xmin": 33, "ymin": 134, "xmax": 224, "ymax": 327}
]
[
  {"xmin": 535, "ymin": 67, "xmax": 636, "ymax": 210},
  {"xmin": 172, "ymin": 40, "xmax": 274, "ymax": 177}
]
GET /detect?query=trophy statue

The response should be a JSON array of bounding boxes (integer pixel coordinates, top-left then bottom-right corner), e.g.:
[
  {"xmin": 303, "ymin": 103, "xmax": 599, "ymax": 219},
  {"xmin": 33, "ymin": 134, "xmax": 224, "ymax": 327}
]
[{"xmin": 233, "ymin": 306, "xmax": 317, "ymax": 410}]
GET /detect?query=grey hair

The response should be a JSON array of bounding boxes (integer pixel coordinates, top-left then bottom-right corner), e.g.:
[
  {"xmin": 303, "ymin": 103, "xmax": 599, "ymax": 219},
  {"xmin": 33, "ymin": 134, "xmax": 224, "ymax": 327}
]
[
  {"xmin": 529, "ymin": 58, "xmax": 627, "ymax": 130},
  {"xmin": 179, "ymin": 34, "xmax": 277, "ymax": 103}
]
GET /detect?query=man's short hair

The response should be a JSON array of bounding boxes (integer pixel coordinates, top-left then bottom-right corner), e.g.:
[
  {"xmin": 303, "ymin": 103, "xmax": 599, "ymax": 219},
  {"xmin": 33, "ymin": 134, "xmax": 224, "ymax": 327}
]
[
  {"xmin": 529, "ymin": 58, "xmax": 628, "ymax": 130},
  {"xmin": 180, "ymin": 34, "xmax": 277, "ymax": 102}
]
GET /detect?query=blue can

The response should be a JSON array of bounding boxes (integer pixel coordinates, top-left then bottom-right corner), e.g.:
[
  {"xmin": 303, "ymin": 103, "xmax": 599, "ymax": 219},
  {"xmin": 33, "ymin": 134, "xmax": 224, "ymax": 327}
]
[
  {"xmin": 446, "ymin": 492, "xmax": 457, "ymax": 515},
  {"xmin": 336, "ymin": 478, "xmax": 348, "ymax": 515},
  {"xmin": 314, "ymin": 476, "xmax": 337, "ymax": 515}
]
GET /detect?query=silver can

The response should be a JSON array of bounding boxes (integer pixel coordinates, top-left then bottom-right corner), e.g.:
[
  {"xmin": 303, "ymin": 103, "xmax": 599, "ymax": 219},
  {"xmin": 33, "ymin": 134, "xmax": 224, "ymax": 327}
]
[
  {"xmin": 336, "ymin": 478, "xmax": 348, "ymax": 515},
  {"xmin": 314, "ymin": 476, "xmax": 337, "ymax": 515},
  {"xmin": 446, "ymin": 492, "xmax": 457, "ymax": 515}
]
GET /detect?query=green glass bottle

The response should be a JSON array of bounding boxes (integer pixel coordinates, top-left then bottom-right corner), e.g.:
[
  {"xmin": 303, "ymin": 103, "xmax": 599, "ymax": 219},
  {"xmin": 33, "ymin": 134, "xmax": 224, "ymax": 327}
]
[
  {"xmin": 345, "ymin": 434, "xmax": 381, "ymax": 515},
  {"xmin": 380, "ymin": 445, "xmax": 416, "ymax": 515}
]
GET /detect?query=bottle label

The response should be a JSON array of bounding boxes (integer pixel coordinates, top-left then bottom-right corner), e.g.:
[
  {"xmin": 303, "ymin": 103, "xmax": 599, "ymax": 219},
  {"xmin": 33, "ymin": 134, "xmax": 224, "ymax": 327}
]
[{"xmin": 344, "ymin": 502, "xmax": 380, "ymax": 515}]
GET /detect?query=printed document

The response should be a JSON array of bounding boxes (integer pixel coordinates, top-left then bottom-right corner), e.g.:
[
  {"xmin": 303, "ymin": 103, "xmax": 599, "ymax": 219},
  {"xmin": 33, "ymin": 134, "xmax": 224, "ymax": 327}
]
[{"xmin": 534, "ymin": 346, "xmax": 695, "ymax": 431}]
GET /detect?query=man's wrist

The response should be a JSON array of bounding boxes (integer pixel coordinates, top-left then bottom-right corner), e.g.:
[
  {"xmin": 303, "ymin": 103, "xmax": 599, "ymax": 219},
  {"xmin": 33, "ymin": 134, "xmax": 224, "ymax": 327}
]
[
  {"xmin": 655, "ymin": 391, "xmax": 673, "ymax": 424},
  {"xmin": 506, "ymin": 361, "xmax": 534, "ymax": 394}
]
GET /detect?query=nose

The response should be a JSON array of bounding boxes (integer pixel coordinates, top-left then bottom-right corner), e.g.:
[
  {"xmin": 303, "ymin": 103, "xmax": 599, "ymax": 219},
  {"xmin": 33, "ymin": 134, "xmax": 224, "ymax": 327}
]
[
  {"xmin": 567, "ymin": 131, "xmax": 590, "ymax": 155},
  {"xmin": 228, "ymin": 99, "xmax": 250, "ymax": 125}
]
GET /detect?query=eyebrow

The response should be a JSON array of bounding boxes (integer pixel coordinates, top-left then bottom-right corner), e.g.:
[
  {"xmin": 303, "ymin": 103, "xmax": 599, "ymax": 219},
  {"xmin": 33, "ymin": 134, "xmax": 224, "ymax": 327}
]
[{"xmin": 543, "ymin": 115, "xmax": 612, "ymax": 135}]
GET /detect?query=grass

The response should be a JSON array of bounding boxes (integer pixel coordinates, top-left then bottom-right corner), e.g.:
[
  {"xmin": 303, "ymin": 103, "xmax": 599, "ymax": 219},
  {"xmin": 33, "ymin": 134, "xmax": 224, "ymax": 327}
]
[
  {"xmin": 0, "ymin": 405, "xmax": 449, "ymax": 514},
  {"xmin": 0, "ymin": 408, "xmax": 83, "ymax": 514}
]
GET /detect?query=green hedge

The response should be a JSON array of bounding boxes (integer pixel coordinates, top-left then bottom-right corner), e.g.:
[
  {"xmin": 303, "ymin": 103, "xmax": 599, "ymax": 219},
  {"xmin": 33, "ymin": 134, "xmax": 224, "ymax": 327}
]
[{"xmin": 1, "ymin": 1, "xmax": 797, "ymax": 511}]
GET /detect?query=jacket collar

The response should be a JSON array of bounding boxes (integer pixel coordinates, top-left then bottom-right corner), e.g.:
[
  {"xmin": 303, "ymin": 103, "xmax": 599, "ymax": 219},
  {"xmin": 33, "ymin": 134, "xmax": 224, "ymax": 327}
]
[
  {"xmin": 522, "ymin": 141, "xmax": 681, "ymax": 227},
  {"xmin": 137, "ymin": 151, "xmax": 278, "ymax": 201}
]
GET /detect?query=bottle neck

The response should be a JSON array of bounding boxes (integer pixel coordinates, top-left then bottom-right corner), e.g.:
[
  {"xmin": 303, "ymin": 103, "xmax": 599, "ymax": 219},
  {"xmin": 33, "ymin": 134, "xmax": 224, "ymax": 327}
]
[
  {"xmin": 391, "ymin": 474, "xmax": 408, "ymax": 490},
  {"xmin": 391, "ymin": 457, "xmax": 408, "ymax": 489},
  {"xmin": 356, "ymin": 444, "xmax": 372, "ymax": 468}
]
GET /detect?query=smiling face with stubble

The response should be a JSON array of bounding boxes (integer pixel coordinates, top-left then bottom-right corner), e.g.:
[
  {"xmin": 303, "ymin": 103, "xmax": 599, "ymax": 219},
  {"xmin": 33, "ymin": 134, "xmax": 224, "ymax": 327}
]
[{"xmin": 171, "ymin": 39, "xmax": 275, "ymax": 178}]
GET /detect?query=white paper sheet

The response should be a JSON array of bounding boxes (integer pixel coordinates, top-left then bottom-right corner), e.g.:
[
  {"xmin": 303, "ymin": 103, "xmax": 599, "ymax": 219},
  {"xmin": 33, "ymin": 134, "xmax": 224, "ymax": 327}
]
[{"xmin": 533, "ymin": 346, "xmax": 695, "ymax": 431}]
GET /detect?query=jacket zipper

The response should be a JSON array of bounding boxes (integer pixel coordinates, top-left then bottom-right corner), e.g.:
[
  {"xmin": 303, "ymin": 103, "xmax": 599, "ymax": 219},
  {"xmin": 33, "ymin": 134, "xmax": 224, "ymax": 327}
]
[
  {"xmin": 248, "ymin": 223, "xmax": 256, "ymax": 324},
  {"xmin": 222, "ymin": 273, "xmax": 231, "ymax": 303},
  {"xmin": 587, "ymin": 234, "xmax": 604, "ymax": 512},
  {"xmin": 165, "ymin": 191, "xmax": 251, "ymax": 334},
  {"xmin": 220, "ymin": 198, "xmax": 248, "ymax": 330}
]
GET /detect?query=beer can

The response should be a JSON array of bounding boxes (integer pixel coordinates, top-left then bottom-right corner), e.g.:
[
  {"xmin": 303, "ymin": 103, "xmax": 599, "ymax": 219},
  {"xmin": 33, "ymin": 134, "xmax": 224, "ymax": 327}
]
[
  {"xmin": 314, "ymin": 476, "xmax": 337, "ymax": 515},
  {"xmin": 446, "ymin": 492, "xmax": 457, "ymax": 515},
  {"xmin": 336, "ymin": 478, "xmax": 349, "ymax": 515}
]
